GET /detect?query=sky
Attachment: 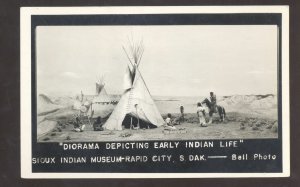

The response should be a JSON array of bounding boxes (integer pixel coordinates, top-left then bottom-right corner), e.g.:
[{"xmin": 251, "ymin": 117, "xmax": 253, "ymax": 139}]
[{"xmin": 36, "ymin": 25, "xmax": 278, "ymax": 97}]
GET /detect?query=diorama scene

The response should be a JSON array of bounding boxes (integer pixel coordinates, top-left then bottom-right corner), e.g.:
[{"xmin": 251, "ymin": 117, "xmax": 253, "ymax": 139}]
[{"xmin": 36, "ymin": 25, "xmax": 278, "ymax": 142}]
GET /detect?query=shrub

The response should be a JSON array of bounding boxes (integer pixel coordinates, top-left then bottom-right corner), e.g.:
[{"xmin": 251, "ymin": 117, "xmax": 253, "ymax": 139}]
[{"xmin": 50, "ymin": 133, "xmax": 56, "ymax": 136}]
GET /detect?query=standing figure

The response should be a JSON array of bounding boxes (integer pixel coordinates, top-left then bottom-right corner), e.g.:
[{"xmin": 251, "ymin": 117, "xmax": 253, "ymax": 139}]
[
  {"xmin": 197, "ymin": 102, "xmax": 207, "ymax": 127},
  {"xmin": 210, "ymin": 92, "xmax": 217, "ymax": 112},
  {"xmin": 209, "ymin": 92, "xmax": 217, "ymax": 124},
  {"xmin": 179, "ymin": 106, "xmax": 185, "ymax": 124}
]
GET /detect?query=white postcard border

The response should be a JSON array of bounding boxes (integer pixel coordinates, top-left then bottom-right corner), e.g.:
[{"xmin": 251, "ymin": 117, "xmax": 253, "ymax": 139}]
[{"xmin": 20, "ymin": 6, "xmax": 290, "ymax": 178}]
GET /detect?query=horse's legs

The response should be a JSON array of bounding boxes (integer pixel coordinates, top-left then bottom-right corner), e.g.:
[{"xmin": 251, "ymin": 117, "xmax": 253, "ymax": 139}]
[
  {"xmin": 218, "ymin": 108, "xmax": 221, "ymax": 122},
  {"xmin": 217, "ymin": 107, "xmax": 224, "ymax": 122},
  {"xmin": 208, "ymin": 111, "xmax": 213, "ymax": 124},
  {"xmin": 220, "ymin": 107, "xmax": 225, "ymax": 122}
]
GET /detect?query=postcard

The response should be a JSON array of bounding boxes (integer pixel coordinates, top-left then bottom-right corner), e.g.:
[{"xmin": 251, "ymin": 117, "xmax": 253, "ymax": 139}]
[{"xmin": 20, "ymin": 6, "xmax": 289, "ymax": 178}]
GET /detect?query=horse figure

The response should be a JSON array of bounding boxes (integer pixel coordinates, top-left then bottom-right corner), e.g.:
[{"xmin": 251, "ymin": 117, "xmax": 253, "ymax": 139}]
[{"xmin": 201, "ymin": 98, "xmax": 226, "ymax": 123}]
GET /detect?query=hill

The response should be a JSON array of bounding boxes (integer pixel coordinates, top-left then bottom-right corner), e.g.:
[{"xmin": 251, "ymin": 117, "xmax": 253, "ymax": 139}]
[
  {"xmin": 218, "ymin": 94, "xmax": 277, "ymax": 118},
  {"xmin": 37, "ymin": 94, "xmax": 62, "ymax": 115}
]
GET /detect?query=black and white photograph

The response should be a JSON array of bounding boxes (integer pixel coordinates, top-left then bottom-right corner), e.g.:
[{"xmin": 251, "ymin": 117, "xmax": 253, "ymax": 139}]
[
  {"xmin": 20, "ymin": 6, "xmax": 290, "ymax": 178},
  {"xmin": 36, "ymin": 25, "xmax": 279, "ymax": 142}
]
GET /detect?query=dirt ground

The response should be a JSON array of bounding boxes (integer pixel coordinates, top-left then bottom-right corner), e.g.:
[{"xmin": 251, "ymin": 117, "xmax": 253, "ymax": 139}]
[{"xmin": 38, "ymin": 112, "xmax": 278, "ymax": 142}]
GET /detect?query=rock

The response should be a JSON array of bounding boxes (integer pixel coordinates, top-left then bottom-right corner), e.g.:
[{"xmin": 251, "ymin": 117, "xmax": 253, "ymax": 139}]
[
  {"xmin": 252, "ymin": 126, "xmax": 259, "ymax": 130},
  {"xmin": 43, "ymin": 137, "xmax": 50, "ymax": 141},
  {"xmin": 66, "ymin": 136, "xmax": 71, "ymax": 140},
  {"xmin": 271, "ymin": 124, "xmax": 278, "ymax": 133},
  {"xmin": 266, "ymin": 124, "xmax": 273, "ymax": 129},
  {"xmin": 228, "ymin": 117, "xmax": 235, "ymax": 121},
  {"xmin": 255, "ymin": 121, "xmax": 262, "ymax": 127},
  {"xmin": 237, "ymin": 118, "xmax": 244, "ymax": 122},
  {"xmin": 259, "ymin": 120, "xmax": 266, "ymax": 126},
  {"xmin": 264, "ymin": 120, "xmax": 271, "ymax": 126},
  {"xmin": 240, "ymin": 126, "xmax": 246, "ymax": 130}
]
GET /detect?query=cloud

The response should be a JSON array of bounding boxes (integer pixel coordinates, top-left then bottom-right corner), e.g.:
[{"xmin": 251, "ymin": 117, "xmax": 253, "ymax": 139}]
[{"xmin": 60, "ymin": 71, "xmax": 80, "ymax": 79}]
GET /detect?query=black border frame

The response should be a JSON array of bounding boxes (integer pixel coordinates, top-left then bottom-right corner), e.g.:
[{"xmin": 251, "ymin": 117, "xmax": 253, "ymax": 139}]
[{"xmin": 31, "ymin": 13, "xmax": 283, "ymax": 173}]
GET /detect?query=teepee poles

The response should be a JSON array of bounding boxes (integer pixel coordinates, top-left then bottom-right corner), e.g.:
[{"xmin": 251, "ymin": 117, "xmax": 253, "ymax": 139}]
[
  {"xmin": 122, "ymin": 38, "xmax": 151, "ymax": 95},
  {"xmin": 122, "ymin": 46, "xmax": 134, "ymax": 67},
  {"xmin": 135, "ymin": 104, "xmax": 140, "ymax": 130}
]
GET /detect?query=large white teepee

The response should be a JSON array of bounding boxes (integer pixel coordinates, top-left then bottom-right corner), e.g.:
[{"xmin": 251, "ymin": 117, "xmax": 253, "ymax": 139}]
[{"xmin": 104, "ymin": 40, "xmax": 164, "ymax": 130}]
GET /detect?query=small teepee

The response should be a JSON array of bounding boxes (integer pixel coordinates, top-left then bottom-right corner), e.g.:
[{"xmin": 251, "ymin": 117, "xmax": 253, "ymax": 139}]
[
  {"xmin": 95, "ymin": 76, "xmax": 107, "ymax": 96},
  {"xmin": 89, "ymin": 76, "xmax": 118, "ymax": 118},
  {"xmin": 104, "ymin": 39, "xmax": 164, "ymax": 130}
]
